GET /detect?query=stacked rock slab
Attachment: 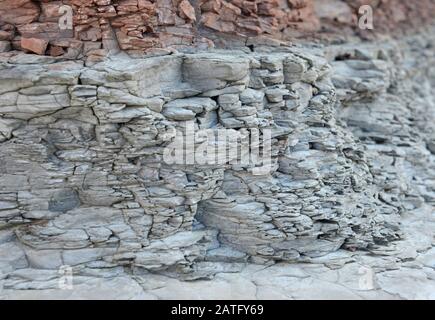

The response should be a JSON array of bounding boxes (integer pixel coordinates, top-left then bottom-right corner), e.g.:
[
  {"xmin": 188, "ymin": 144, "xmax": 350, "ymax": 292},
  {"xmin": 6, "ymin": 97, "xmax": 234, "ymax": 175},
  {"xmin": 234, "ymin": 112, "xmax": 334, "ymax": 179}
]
[
  {"xmin": 0, "ymin": 0, "xmax": 433, "ymax": 293},
  {"xmin": 0, "ymin": 0, "xmax": 317, "ymax": 59},
  {"xmin": 2, "ymin": 0, "xmax": 435, "ymax": 60},
  {"xmin": 332, "ymin": 39, "xmax": 435, "ymax": 219}
]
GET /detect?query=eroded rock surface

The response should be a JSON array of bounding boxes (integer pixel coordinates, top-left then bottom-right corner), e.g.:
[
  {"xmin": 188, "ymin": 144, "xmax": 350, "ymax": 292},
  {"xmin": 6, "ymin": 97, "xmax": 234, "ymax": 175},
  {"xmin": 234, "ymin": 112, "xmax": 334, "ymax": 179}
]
[
  {"xmin": 0, "ymin": 0, "xmax": 434, "ymax": 297},
  {"xmin": 0, "ymin": 23, "xmax": 434, "ymax": 293}
]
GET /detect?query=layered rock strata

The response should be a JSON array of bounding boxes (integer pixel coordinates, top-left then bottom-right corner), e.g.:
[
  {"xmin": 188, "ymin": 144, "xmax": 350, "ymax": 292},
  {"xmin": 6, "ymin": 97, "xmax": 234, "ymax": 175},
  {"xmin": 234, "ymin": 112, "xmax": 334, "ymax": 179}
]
[
  {"xmin": 1, "ymin": 0, "xmax": 434, "ymax": 60},
  {"xmin": 1, "ymin": 28, "xmax": 434, "ymax": 286},
  {"xmin": 0, "ymin": 0, "xmax": 317, "ymax": 59}
]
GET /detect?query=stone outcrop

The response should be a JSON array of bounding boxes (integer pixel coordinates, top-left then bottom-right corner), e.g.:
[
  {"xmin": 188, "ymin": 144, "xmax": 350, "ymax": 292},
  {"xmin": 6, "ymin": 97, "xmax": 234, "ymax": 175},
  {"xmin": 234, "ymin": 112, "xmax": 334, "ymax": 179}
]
[
  {"xmin": 0, "ymin": 0, "xmax": 315, "ymax": 56},
  {"xmin": 0, "ymin": 24, "xmax": 434, "ymax": 287},
  {"xmin": 0, "ymin": 0, "xmax": 433, "ymax": 297}
]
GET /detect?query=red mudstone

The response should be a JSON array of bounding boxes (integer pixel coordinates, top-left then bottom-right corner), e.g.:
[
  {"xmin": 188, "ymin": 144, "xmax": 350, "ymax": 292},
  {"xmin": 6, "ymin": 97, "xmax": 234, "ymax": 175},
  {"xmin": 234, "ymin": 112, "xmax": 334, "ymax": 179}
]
[
  {"xmin": 48, "ymin": 45, "xmax": 65, "ymax": 56},
  {"xmin": 21, "ymin": 37, "xmax": 48, "ymax": 55},
  {"xmin": 0, "ymin": 0, "xmax": 433, "ymax": 57}
]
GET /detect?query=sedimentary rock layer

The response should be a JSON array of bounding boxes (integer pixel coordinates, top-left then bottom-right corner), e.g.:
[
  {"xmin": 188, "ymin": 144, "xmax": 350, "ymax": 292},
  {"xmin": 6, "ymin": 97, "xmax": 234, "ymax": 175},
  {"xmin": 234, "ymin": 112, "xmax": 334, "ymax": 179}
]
[
  {"xmin": 0, "ymin": 27, "xmax": 433, "ymax": 285},
  {"xmin": 1, "ymin": 0, "xmax": 434, "ymax": 59}
]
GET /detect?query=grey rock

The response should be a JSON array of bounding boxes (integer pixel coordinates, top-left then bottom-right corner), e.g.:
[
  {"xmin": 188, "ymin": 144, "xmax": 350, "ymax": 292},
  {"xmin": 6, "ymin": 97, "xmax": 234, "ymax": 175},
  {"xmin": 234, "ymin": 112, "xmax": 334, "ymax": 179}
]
[
  {"xmin": 0, "ymin": 41, "xmax": 11, "ymax": 53},
  {"xmin": 0, "ymin": 32, "xmax": 433, "ymax": 289}
]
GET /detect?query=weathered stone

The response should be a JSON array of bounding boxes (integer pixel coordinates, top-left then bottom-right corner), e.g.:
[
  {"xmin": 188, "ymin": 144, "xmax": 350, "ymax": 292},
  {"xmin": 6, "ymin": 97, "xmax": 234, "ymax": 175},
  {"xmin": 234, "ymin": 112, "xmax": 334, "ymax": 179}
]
[
  {"xmin": 24, "ymin": 248, "xmax": 62, "ymax": 270},
  {"xmin": 183, "ymin": 54, "xmax": 250, "ymax": 91},
  {"xmin": 0, "ymin": 0, "xmax": 432, "ymax": 62},
  {"xmin": 20, "ymin": 38, "xmax": 48, "ymax": 55},
  {"xmin": 0, "ymin": 243, "xmax": 28, "ymax": 274},
  {"xmin": 0, "ymin": 40, "xmax": 11, "ymax": 52},
  {"xmin": 0, "ymin": 23, "xmax": 434, "ymax": 300}
]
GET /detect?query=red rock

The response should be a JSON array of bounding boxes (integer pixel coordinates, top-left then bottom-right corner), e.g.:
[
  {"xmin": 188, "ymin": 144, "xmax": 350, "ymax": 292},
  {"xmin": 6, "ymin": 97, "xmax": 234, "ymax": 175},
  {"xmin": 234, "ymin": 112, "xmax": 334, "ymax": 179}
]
[
  {"xmin": 0, "ymin": 30, "xmax": 14, "ymax": 41},
  {"xmin": 48, "ymin": 45, "xmax": 65, "ymax": 56},
  {"xmin": 202, "ymin": 12, "xmax": 236, "ymax": 33},
  {"xmin": 0, "ymin": 40, "xmax": 11, "ymax": 52},
  {"xmin": 21, "ymin": 37, "xmax": 49, "ymax": 55},
  {"xmin": 200, "ymin": 0, "xmax": 221, "ymax": 13},
  {"xmin": 179, "ymin": 0, "xmax": 196, "ymax": 21},
  {"xmin": 0, "ymin": 0, "xmax": 40, "ymax": 25},
  {"xmin": 0, "ymin": 0, "xmax": 432, "ymax": 58},
  {"xmin": 40, "ymin": 2, "xmax": 63, "ymax": 22}
]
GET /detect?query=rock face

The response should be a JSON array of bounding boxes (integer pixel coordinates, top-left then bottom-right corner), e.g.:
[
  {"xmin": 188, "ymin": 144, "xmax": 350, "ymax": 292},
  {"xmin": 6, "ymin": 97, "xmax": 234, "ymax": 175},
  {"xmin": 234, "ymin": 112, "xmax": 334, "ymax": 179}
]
[
  {"xmin": 0, "ymin": 23, "xmax": 434, "ymax": 287},
  {"xmin": 0, "ymin": 0, "xmax": 315, "ymax": 59},
  {"xmin": 0, "ymin": 0, "xmax": 433, "ymax": 296}
]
